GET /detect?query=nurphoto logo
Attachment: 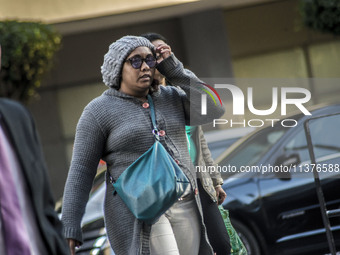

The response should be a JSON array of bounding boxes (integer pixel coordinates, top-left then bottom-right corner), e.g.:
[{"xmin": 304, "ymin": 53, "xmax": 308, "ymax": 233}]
[{"xmin": 200, "ymin": 83, "xmax": 312, "ymax": 128}]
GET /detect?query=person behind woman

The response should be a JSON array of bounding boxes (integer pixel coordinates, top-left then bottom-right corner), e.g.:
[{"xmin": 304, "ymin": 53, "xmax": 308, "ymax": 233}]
[
  {"xmin": 141, "ymin": 32, "xmax": 231, "ymax": 255},
  {"xmin": 61, "ymin": 35, "xmax": 225, "ymax": 255},
  {"xmin": 188, "ymin": 126, "xmax": 231, "ymax": 255}
]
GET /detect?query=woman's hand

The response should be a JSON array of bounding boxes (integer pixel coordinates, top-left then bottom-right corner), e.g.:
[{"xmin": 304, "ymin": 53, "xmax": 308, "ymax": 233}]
[
  {"xmin": 155, "ymin": 44, "xmax": 172, "ymax": 64},
  {"xmin": 67, "ymin": 238, "xmax": 81, "ymax": 255},
  {"xmin": 215, "ymin": 186, "xmax": 227, "ymax": 205}
]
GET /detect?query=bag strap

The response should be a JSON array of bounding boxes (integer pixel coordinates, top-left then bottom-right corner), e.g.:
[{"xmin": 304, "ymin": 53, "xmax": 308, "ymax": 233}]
[{"xmin": 147, "ymin": 95, "xmax": 160, "ymax": 141}]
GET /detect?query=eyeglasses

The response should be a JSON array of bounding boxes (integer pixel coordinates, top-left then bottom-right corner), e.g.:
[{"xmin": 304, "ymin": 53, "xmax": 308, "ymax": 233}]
[{"xmin": 126, "ymin": 55, "xmax": 157, "ymax": 69}]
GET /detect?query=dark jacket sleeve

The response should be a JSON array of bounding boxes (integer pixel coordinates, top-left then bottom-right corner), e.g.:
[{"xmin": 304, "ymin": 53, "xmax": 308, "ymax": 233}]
[{"xmin": 0, "ymin": 99, "xmax": 70, "ymax": 255}]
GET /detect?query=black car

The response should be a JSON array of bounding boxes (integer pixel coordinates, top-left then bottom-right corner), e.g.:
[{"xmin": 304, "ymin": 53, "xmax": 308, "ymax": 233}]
[{"xmin": 217, "ymin": 104, "xmax": 340, "ymax": 255}]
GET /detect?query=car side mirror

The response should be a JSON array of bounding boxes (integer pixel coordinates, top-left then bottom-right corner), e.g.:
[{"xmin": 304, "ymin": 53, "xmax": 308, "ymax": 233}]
[{"xmin": 274, "ymin": 153, "xmax": 301, "ymax": 180}]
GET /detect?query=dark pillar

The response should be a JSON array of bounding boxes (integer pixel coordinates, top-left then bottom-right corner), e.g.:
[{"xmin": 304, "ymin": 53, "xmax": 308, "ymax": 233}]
[{"xmin": 180, "ymin": 9, "xmax": 234, "ymax": 78}]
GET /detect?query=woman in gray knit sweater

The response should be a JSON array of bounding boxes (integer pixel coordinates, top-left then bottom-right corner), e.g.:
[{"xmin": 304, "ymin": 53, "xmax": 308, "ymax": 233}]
[{"xmin": 61, "ymin": 35, "xmax": 225, "ymax": 255}]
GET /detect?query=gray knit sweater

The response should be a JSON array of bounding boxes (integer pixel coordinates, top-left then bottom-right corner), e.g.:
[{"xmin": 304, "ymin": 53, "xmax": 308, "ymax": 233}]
[{"xmin": 61, "ymin": 54, "xmax": 225, "ymax": 255}]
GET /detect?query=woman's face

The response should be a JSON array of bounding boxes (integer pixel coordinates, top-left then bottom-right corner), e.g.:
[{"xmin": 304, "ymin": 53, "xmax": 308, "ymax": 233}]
[{"xmin": 120, "ymin": 46, "xmax": 156, "ymax": 97}]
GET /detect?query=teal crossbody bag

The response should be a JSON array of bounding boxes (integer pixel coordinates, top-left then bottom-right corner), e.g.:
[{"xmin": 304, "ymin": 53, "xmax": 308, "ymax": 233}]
[{"xmin": 111, "ymin": 95, "xmax": 190, "ymax": 225}]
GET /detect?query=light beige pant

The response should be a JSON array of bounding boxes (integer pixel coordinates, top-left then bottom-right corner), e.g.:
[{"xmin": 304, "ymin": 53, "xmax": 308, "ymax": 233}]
[{"xmin": 150, "ymin": 195, "xmax": 201, "ymax": 255}]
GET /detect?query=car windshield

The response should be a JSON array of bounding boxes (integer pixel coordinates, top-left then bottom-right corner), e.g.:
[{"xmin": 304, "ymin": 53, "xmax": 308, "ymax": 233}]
[{"xmin": 219, "ymin": 126, "xmax": 287, "ymax": 169}]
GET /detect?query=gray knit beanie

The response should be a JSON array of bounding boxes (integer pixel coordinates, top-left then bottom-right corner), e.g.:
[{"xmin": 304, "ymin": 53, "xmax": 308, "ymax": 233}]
[{"xmin": 101, "ymin": 35, "xmax": 155, "ymax": 89}]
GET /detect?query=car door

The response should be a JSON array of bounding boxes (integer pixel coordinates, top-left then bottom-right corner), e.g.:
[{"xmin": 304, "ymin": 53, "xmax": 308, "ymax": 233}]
[{"xmin": 257, "ymin": 113, "xmax": 340, "ymax": 253}]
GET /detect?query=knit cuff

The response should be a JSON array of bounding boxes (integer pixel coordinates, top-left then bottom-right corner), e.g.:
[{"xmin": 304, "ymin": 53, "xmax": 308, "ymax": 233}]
[
  {"xmin": 63, "ymin": 226, "xmax": 83, "ymax": 245},
  {"xmin": 156, "ymin": 53, "xmax": 180, "ymax": 77},
  {"xmin": 212, "ymin": 177, "xmax": 224, "ymax": 187}
]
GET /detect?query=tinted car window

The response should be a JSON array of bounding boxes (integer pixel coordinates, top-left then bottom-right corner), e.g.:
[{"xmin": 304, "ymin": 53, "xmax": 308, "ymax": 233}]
[
  {"xmin": 285, "ymin": 114, "xmax": 340, "ymax": 163},
  {"xmin": 284, "ymin": 128, "xmax": 310, "ymax": 163},
  {"xmin": 219, "ymin": 127, "xmax": 287, "ymax": 168},
  {"xmin": 309, "ymin": 114, "xmax": 340, "ymax": 161}
]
